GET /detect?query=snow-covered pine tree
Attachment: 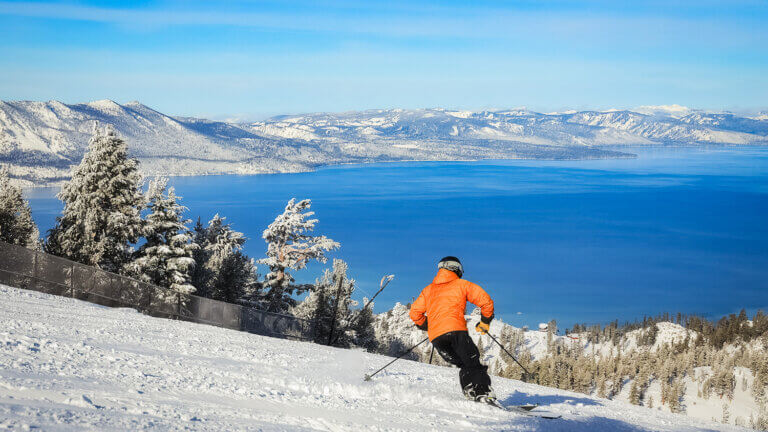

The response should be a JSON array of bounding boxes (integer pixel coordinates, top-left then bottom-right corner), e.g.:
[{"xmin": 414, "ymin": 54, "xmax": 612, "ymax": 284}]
[
  {"xmin": 668, "ymin": 378, "xmax": 686, "ymax": 413},
  {"xmin": 629, "ymin": 380, "xmax": 642, "ymax": 405},
  {"xmin": 0, "ymin": 168, "xmax": 39, "ymax": 248},
  {"xmin": 751, "ymin": 404, "xmax": 768, "ymax": 430},
  {"xmin": 292, "ymin": 279, "xmax": 327, "ymax": 338},
  {"xmin": 260, "ymin": 198, "xmax": 339, "ymax": 312},
  {"xmin": 126, "ymin": 178, "xmax": 197, "ymax": 295},
  {"xmin": 573, "ymin": 357, "xmax": 595, "ymax": 394},
  {"xmin": 752, "ymin": 349, "xmax": 768, "ymax": 401},
  {"xmin": 191, "ymin": 214, "xmax": 258, "ymax": 303},
  {"xmin": 293, "ymin": 259, "xmax": 357, "ymax": 346},
  {"xmin": 190, "ymin": 217, "xmax": 210, "ymax": 296},
  {"xmin": 596, "ymin": 375, "xmax": 608, "ymax": 398},
  {"xmin": 212, "ymin": 249, "xmax": 259, "ymax": 303},
  {"xmin": 45, "ymin": 126, "xmax": 143, "ymax": 273},
  {"xmin": 351, "ymin": 298, "xmax": 378, "ymax": 351},
  {"xmin": 546, "ymin": 319, "xmax": 558, "ymax": 348}
]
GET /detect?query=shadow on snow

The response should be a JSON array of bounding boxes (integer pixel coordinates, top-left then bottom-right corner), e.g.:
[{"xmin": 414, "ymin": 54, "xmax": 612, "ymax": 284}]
[
  {"xmin": 499, "ymin": 391, "xmax": 724, "ymax": 432},
  {"xmin": 501, "ymin": 390, "xmax": 602, "ymax": 408}
]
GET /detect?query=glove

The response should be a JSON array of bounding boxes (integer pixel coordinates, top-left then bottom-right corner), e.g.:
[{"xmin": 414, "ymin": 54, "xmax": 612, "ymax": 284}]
[
  {"xmin": 416, "ymin": 318, "xmax": 428, "ymax": 331},
  {"xmin": 475, "ymin": 321, "xmax": 490, "ymax": 335}
]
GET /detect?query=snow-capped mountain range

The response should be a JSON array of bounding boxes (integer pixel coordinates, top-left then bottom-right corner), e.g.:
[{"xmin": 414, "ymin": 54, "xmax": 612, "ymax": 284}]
[{"xmin": 2, "ymin": 100, "xmax": 767, "ymax": 186}]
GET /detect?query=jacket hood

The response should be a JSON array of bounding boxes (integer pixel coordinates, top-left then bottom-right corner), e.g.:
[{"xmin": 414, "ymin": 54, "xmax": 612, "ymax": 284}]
[{"xmin": 432, "ymin": 268, "xmax": 459, "ymax": 284}]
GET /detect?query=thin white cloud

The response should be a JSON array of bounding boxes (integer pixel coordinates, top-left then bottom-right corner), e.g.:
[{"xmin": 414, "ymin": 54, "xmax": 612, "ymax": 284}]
[{"xmin": 0, "ymin": 1, "xmax": 765, "ymax": 48}]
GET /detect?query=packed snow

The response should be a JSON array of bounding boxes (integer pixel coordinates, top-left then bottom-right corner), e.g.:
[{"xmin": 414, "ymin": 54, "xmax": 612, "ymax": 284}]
[{"xmin": 0, "ymin": 285, "xmax": 749, "ymax": 431}]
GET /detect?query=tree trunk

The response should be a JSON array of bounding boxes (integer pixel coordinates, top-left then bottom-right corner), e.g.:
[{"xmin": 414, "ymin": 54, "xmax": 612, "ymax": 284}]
[{"xmin": 326, "ymin": 275, "xmax": 344, "ymax": 346}]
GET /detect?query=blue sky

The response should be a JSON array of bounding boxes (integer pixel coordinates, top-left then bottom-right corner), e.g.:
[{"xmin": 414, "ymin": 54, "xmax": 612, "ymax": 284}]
[{"xmin": 1, "ymin": 0, "xmax": 767, "ymax": 120}]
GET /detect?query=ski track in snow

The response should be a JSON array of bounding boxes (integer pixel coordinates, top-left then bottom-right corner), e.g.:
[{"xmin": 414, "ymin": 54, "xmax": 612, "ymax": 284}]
[{"xmin": 0, "ymin": 285, "xmax": 749, "ymax": 431}]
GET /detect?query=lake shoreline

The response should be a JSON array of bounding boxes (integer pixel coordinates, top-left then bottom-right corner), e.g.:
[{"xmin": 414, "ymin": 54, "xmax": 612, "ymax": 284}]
[
  {"xmin": 23, "ymin": 142, "xmax": 768, "ymax": 190},
  {"xmin": 21, "ymin": 145, "xmax": 643, "ymax": 190}
]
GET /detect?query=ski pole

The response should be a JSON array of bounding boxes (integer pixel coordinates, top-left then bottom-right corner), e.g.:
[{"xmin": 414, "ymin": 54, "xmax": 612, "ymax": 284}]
[
  {"xmin": 364, "ymin": 336, "xmax": 429, "ymax": 381},
  {"xmin": 485, "ymin": 331, "xmax": 534, "ymax": 382},
  {"xmin": 361, "ymin": 274, "xmax": 395, "ymax": 311}
]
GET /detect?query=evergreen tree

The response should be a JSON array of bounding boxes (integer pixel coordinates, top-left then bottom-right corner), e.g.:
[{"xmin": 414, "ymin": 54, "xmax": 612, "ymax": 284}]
[
  {"xmin": 596, "ymin": 375, "xmax": 608, "ymax": 398},
  {"xmin": 260, "ymin": 198, "xmax": 339, "ymax": 312},
  {"xmin": 751, "ymin": 404, "xmax": 768, "ymax": 430},
  {"xmin": 293, "ymin": 259, "xmax": 358, "ymax": 346},
  {"xmin": 629, "ymin": 380, "xmax": 642, "ymax": 405},
  {"xmin": 0, "ymin": 168, "xmax": 38, "ymax": 247},
  {"xmin": 668, "ymin": 379, "xmax": 686, "ymax": 413},
  {"xmin": 189, "ymin": 217, "xmax": 211, "ymax": 296},
  {"xmin": 212, "ymin": 249, "xmax": 258, "ymax": 303},
  {"xmin": 190, "ymin": 214, "xmax": 258, "ymax": 303},
  {"xmin": 126, "ymin": 178, "xmax": 196, "ymax": 294},
  {"xmin": 752, "ymin": 361, "xmax": 767, "ymax": 403},
  {"xmin": 350, "ymin": 299, "xmax": 378, "ymax": 351},
  {"xmin": 45, "ymin": 127, "xmax": 143, "ymax": 273},
  {"xmin": 293, "ymin": 279, "xmax": 328, "ymax": 341}
]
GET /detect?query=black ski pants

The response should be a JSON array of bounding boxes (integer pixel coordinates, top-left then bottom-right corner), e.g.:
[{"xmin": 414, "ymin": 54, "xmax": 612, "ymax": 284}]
[{"xmin": 431, "ymin": 330, "xmax": 492, "ymax": 397}]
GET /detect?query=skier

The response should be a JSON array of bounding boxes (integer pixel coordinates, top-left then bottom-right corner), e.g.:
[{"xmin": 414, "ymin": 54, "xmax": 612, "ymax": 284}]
[{"xmin": 409, "ymin": 256, "xmax": 496, "ymax": 404}]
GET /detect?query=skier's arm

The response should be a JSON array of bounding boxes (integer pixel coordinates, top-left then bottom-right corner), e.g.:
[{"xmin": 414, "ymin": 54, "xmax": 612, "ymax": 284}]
[
  {"xmin": 409, "ymin": 290, "xmax": 428, "ymax": 330},
  {"xmin": 466, "ymin": 282, "xmax": 494, "ymax": 324}
]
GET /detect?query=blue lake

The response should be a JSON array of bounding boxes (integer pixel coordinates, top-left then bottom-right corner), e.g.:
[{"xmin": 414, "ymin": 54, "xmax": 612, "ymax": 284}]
[{"xmin": 26, "ymin": 146, "xmax": 768, "ymax": 330}]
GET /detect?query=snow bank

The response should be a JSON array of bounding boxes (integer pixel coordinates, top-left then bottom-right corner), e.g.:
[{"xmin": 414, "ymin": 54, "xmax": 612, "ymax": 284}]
[{"xmin": 0, "ymin": 285, "xmax": 748, "ymax": 431}]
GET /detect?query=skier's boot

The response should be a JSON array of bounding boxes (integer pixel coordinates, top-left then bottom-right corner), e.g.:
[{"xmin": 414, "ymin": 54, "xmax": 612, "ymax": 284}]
[
  {"xmin": 476, "ymin": 388, "xmax": 499, "ymax": 407},
  {"xmin": 465, "ymin": 384, "xmax": 500, "ymax": 407},
  {"xmin": 462, "ymin": 383, "xmax": 477, "ymax": 400}
]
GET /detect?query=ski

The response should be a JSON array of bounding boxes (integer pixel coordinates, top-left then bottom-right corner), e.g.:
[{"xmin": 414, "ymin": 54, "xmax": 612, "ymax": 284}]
[
  {"xmin": 504, "ymin": 405, "xmax": 562, "ymax": 420},
  {"xmin": 481, "ymin": 399, "xmax": 562, "ymax": 419}
]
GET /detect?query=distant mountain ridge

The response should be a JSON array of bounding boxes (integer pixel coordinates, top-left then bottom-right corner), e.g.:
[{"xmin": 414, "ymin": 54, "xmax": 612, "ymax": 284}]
[{"xmin": 1, "ymin": 100, "xmax": 766, "ymax": 186}]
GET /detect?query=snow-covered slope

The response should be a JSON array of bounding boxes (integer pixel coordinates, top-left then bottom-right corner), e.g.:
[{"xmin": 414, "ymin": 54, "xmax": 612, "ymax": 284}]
[
  {"xmin": 4, "ymin": 101, "xmax": 767, "ymax": 186},
  {"xmin": 373, "ymin": 304, "xmax": 767, "ymax": 428},
  {"xmin": 0, "ymin": 285, "xmax": 747, "ymax": 431},
  {"xmin": 0, "ymin": 100, "xmax": 310, "ymax": 186}
]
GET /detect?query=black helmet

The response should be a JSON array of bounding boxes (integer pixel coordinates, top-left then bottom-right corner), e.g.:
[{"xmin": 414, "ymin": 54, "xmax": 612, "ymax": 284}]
[{"xmin": 438, "ymin": 256, "xmax": 463, "ymax": 278}]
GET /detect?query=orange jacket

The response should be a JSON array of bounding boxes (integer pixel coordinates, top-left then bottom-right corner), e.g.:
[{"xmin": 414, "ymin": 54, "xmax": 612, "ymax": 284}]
[{"xmin": 409, "ymin": 269, "xmax": 494, "ymax": 341}]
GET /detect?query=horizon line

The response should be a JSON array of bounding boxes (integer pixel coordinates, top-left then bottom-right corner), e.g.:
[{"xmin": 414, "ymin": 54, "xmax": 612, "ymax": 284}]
[{"xmin": 3, "ymin": 99, "xmax": 767, "ymax": 123}]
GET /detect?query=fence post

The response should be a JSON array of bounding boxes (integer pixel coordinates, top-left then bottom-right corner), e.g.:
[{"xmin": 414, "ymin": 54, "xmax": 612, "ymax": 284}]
[
  {"xmin": 309, "ymin": 318, "xmax": 317, "ymax": 341},
  {"xmin": 31, "ymin": 248, "xmax": 39, "ymax": 291},
  {"xmin": 110, "ymin": 274, "xmax": 116, "ymax": 306}
]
